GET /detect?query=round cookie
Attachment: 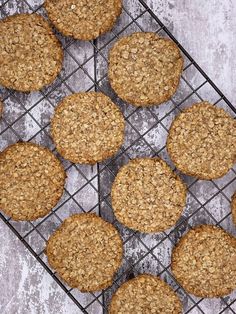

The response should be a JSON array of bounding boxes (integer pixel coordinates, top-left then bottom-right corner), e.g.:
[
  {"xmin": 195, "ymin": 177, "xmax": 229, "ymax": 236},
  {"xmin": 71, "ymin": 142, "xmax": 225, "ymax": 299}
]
[
  {"xmin": 109, "ymin": 274, "xmax": 182, "ymax": 314},
  {"xmin": 0, "ymin": 142, "xmax": 66, "ymax": 221},
  {"xmin": 108, "ymin": 32, "xmax": 183, "ymax": 106},
  {"xmin": 111, "ymin": 158, "xmax": 186, "ymax": 233},
  {"xmin": 46, "ymin": 213, "xmax": 123, "ymax": 292},
  {"xmin": 167, "ymin": 102, "xmax": 236, "ymax": 180},
  {"xmin": 44, "ymin": 0, "xmax": 122, "ymax": 40},
  {"xmin": 51, "ymin": 92, "xmax": 125, "ymax": 164},
  {"xmin": 172, "ymin": 225, "xmax": 236, "ymax": 297},
  {"xmin": 0, "ymin": 14, "xmax": 63, "ymax": 92},
  {"xmin": 231, "ymin": 192, "xmax": 236, "ymax": 225}
]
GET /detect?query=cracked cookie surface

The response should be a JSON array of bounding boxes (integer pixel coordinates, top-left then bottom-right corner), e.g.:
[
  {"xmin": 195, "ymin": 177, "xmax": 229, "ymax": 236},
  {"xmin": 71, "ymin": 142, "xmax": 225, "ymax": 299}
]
[
  {"xmin": 46, "ymin": 213, "xmax": 123, "ymax": 292},
  {"xmin": 172, "ymin": 225, "xmax": 236, "ymax": 297},
  {"xmin": 167, "ymin": 102, "xmax": 236, "ymax": 179},
  {"xmin": 51, "ymin": 92, "xmax": 125, "ymax": 164},
  {"xmin": 109, "ymin": 32, "xmax": 183, "ymax": 106},
  {"xmin": 111, "ymin": 158, "xmax": 187, "ymax": 233},
  {"xmin": 0, "ymin": 142, "xmax": 66, "ymax": 221},
  {"xmin": 44, "ymin": 0, "xmax": 122, "ymax": 40},
  {"xmin": 109, "ymin": 274, "xmax": 182, "ymax": 314},
  {"xmin": 0, "ymin": 13, "xmax": 63, "ymax": 92}
]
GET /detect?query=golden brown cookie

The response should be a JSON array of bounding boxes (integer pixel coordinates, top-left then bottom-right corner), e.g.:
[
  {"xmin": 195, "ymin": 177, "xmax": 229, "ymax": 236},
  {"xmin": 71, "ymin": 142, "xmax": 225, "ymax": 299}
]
[
  {"xmin": 172, "ymin": 225, "xmax": 236, "ymax": 298},
  {"xmin": 44, "ymin": 0, "xmax": 122, "ymax": 40},
  {"xmin": 51, "ymin": 92, "xmax": 125, "ymax": 164},
  {"xmin": 109, "ymin": 274, "xmax": 182, "ymax": 314},
  {"xmin": 108, "ymin": 32, "xmax": 183, "ymax": 106},
  {"xmin": 231, "ymin": 192, "xmax": 236, "ymax": 225},
  {"xmin": 0, "ymin": 142, "xmax": 66, "ymax": 221},
  {"xmin": 111, "ymin": 158, "xmax": 187, "ymax": 233},
  {"xmin": 0, "ymin": 13, "xmax": 63, "ymax": 92},
  {"xmin": 167, "ymin": 102, "xmax": 236, "ymax": 180},
  {"xmin": 46, "ymin": 213, "xmax": 123, "ymax": 292}
]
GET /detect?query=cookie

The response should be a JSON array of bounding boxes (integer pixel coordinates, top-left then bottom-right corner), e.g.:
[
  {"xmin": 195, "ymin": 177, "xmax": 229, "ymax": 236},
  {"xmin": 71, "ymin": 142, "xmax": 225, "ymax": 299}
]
[
  {"xmin": 231, "ymin": 192, "xmax": 236, "ymax": 225},
  {"xmin": 109, "ymin": 274, "xmax": 182, "ymax": 314},
  {"xmin": 111, "ymin": 158, "xmax": 186, "ymax": 233},
  {"xmin": 51, "ymin": 92, "xmax": 125, "ymax": 164},
  {"xmin": 167, "ymin": 102, "xmax": 236, "ymax": 180},
  {"xmin": 46, "ymin": 213, "xmax": 123, "ymax": 292},
  {"xmin": 172, "ymin": 225, "xmax": 236, "ymax": 297},
  {"xmin": 44, "ymin": 0, "xmax": 122, "ymax": 40},
  {"xmin": 108, "ymin": 32, "xmax": 183, "ymax": 106},
  {"xmin": 0, "ymin": 14, "xmax": 63, "ymax": 92},
  {"xmin": 0, "ymin": 142, "xmax": 66, "ymax": 221}
]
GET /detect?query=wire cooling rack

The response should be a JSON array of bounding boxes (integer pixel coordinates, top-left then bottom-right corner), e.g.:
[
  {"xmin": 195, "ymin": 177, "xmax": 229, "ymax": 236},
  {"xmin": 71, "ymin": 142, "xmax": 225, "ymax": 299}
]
[{"xmin": 1, "ymin": 0, "xmax": 236, "ymax": 313}]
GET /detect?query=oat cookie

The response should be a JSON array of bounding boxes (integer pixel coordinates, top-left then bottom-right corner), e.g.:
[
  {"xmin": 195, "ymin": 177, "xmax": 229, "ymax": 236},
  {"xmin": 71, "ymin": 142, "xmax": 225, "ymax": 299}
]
[
  {"xmin": 108, "ymin": 32, "xmax": 183, "ymax": 106},
  {"xmin": 172, "ymin": 225, "xmax": 236, "ymax": 297},
  {"xmin": 167, "ymin": 102, "xmax": 236, "ymax": 180},
  {"xmin": 231, "ymin": 192, "xmax": 236, "ymax": 225},
  {"xmin": 111, "ymin": 158, "xmax": 187, "ymax": 233},
  {"xmin": 0, "ymin": 14, "xmax": 63, "ymax": 92},
  {"xmin": 109, "ymin": 274, "xmax": 182, "ymax": 314},
  {"xmin": 0, "ymin": 142, "xmax": 66, "ymax": 221},
  {"xmin": 46, "ymin": 213, "xmax": 123, "ymax": 292},
  {"xmin": 44, "ymin": 0, "xmax": 122, "ymax": 40},
  {"xmin": 51, "ymin": 92, "xmax": 125, "ymax": 164}
]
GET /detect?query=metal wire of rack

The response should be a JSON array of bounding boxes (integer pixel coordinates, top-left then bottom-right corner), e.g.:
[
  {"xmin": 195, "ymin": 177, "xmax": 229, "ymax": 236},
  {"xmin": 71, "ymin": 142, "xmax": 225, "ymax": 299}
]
[{"xmin": 0, "ymin": 0, "xmax": 236, "ymax": 313}]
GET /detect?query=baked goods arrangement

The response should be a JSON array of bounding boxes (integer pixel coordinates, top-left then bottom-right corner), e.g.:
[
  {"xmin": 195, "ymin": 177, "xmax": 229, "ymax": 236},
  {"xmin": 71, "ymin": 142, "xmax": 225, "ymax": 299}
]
[{"xmin": 1, "ymin": 1, "xmax": 236, "ymax": 312}]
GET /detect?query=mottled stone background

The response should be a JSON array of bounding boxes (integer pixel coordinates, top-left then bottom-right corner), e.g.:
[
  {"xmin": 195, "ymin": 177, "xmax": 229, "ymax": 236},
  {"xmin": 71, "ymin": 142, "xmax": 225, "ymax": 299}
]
[{"xmin": 0, "ymin": 0, "xmax": 236, "ymax": 313}]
